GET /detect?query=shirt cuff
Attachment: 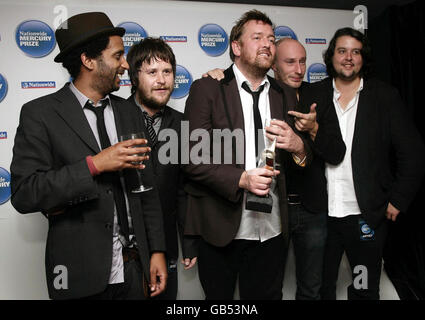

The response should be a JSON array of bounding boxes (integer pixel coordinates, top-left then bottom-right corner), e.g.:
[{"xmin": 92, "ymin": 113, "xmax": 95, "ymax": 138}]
[{"xmin": 86, "ymin": 155, "xmax": 100, "ymax": 176}]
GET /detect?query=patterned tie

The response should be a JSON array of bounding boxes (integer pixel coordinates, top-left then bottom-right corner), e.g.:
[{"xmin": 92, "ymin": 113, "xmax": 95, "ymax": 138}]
[
  {"xmin": 143, "ymin": 111, "xmax": 162, "ymax": 148},
  {"xmin": 85, "ymin": 99, "xmax": 130, "ymax": 241},
  {"xmin": 242, "ymin": 82, "xmax": 265, "ymax": 160}
]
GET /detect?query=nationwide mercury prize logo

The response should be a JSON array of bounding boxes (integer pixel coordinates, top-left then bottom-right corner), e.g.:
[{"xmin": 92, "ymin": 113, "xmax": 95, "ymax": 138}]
[
  {"xmin": 274, "ymin": 26, "xmax": 298, "ymax": 41},
  {"xmin": 117, "ymin": 22, "xmax": 148, "ymax": 55},
  {"xmin": 307, "ymin": 63, "xmax": 328, "ymax": 83},
  {"xmin": 15, "ymin": 20, "xmax": 56, "ymax": 58},
  {"xmin": 171, "ymin": 65, "xmax": 192, "ymax": 99},
  {"xmin": 0, "ymin": 73, "xmax": 8, "ymax": 102},
  {"xmin": 0, "ymin": 167, "xmax": 11, "ymax": 205},
  {"xmin": 198, "ymin": 24, "xmax": 228, "ymax": 56}
]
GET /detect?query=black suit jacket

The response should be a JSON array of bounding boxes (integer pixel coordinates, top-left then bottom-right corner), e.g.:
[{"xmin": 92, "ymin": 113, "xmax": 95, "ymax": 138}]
[
  {"xmin": 316, "ymin": 77, "xmax": 425, "ymax": 228},
  {"xmin": 286, "ymin": 81, "xmax": 346, "ymax": 214},
  {"xmin": 10, "ymin": 84, "xmax": 166, "ymax": 299},
  {"xmin": 128, "ymin": 95, "xmax": 196, "ymax": 260},
  {"xmin": 182, "ymin": 66, "xmax": 312, "ymax": 247}
]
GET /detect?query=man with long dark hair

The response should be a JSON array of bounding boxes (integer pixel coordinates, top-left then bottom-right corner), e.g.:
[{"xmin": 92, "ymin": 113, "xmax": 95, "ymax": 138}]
[{"xmin": 299, "ymin": 27, "xmax": 425, "ymax": 299}]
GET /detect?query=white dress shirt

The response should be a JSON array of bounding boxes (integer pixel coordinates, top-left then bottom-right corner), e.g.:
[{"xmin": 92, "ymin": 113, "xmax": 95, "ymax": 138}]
[
  {"xmin": 326, "ymin": 78, "xmax": 364, "ymax": 218},
  {"xmin": 232, "ymin": 64, "xmax": 282, "ymax": 242},
  {"xmin": 70, "ymin": 82, "xmax": 126, "ymax": 284}
]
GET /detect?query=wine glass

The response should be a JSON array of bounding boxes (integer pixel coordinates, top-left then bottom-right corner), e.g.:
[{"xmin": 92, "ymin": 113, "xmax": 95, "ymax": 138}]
[{"xmin": 119, "ymin": 132, "xmax": 153, "ymax": 193}]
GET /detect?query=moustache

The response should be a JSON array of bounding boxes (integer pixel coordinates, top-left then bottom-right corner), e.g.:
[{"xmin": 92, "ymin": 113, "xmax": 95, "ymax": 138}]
[
  {"xmin": 257, "ymin": 49, "xmax": 272, "ymax": 56},
  {"xmin": 153, "ymin": 86, "xmax": 172, "ymax": 91}
]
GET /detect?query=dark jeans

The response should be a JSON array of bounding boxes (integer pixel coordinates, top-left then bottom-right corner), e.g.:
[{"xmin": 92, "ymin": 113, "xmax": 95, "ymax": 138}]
[
  {"xmin": 198, "ymin": 234, "xmax": 286, "ymax": 300},
  {"xmin": 287, "ymin": 204, "xmax": 327, "ymax": 300},
  {"xmin": 82, "ymin": 259, "xmax": 147, "ymax": 300},
  {"xmin": 321, "ymin": 215, "xmax": 388, "ymax": 300}
]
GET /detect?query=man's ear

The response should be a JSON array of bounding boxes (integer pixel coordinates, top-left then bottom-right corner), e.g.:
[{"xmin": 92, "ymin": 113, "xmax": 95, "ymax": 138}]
[
  {"xmin": 80, "ymin": 52, "xmax": 95, "ymax": 71},
  {"xmin": 231, "ymin": 40, "xmax": 241, "ymax": 59}
]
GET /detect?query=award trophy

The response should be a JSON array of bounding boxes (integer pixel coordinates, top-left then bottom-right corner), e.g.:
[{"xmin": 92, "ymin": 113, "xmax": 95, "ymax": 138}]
[{"xmin": 245, "ymin": 122, "xmax": 276, "ymax": 213}]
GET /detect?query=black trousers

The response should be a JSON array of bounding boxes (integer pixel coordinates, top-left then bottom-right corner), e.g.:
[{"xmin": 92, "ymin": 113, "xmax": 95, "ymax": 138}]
[
  {"xmin": 321, "ymin": 215, "xmax": 388, "ymax": 300},
  {"xmin": 83, "ymin": 258, "xmax": 147, "ymax": 300},
  {"xmin": 198, "ymin": 234, "xmax": 285, "ymax": 300}
]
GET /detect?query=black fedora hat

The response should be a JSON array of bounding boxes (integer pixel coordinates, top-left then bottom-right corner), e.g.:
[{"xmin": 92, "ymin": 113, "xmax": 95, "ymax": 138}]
[{"xmin": 54, "ymin": 12, "xmax": 125, "ymax": 63}]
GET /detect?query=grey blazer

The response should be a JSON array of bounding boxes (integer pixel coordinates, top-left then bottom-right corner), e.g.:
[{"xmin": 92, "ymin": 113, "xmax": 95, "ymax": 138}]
[{"xmin": 11, "ymin": 83, "xmax": 165, "ymax": 299}]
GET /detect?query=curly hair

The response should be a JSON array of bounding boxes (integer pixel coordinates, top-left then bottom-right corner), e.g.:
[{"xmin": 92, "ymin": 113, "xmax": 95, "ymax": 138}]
[{"xmin": 61, "ymin": 36, "xmax": 110, "ymax": 80}]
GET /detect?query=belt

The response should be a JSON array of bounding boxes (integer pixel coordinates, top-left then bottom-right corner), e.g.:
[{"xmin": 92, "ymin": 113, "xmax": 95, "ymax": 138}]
[
  {"xmin": 122, "ymin": 246, "xmax": 140, "ymax": 263},
  {"xmin": 287, "ymin": 194, "xmax": 302, "ymax": 205}
]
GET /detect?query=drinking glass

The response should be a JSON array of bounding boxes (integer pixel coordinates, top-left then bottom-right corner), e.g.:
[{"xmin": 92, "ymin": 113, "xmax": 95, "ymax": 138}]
[{"xmin": 119, "ymin": 132, "xmax": 153, "ymax": 193}]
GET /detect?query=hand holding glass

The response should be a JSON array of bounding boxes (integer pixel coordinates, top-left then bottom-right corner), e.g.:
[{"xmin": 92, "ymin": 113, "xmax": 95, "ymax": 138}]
[{"xmin": 119, "ymin": 132, "xmax": 153, "ymax": 193}]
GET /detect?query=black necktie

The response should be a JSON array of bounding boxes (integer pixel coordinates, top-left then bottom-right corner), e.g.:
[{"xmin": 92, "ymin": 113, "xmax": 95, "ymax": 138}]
[
  {"xmin": 143, "ymin": 111, "xmax": 162, "ymax": 148},
  {"xmin": 242, "ymin": 82, "xmax": 265, "ymax": 160},
  {"xmin": 85, "ymin": 100, "xmax": 130, "ymax": 241}
]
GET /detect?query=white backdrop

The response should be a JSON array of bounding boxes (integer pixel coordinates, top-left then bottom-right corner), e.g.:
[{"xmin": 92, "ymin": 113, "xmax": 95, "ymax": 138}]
[{"xmin": 0, "ymin": 0, "xmax": 398, "ymax": 299}]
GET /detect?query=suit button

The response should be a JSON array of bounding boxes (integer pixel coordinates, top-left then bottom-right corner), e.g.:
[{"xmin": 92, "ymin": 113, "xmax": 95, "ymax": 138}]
[{"xmin": 105, "ymin": 223, "xmax": 112, "ymax": 229}]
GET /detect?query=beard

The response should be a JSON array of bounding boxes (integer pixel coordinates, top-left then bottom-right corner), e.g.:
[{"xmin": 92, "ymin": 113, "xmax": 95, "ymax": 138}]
[
  {"xmin": 336, "ymin": 70, "xmax": 359, "ymax": 81},
  {"xmin": 239, "ymin": 48, "xmax": 274, "ymax": 78},
  {"xmin": 93, "ymin": 58, "xmax": 121, "ymax": 95},
  {"xmin": 138, "ymin": 87, "xmax": 172, "ymax": 110},
  {"xmin": 335, "ymin": 62, "xmax": 362, "ymax": 82}
]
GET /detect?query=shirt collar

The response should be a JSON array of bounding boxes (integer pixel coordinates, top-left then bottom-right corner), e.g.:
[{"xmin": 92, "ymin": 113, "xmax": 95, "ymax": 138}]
[
  {"xmin": 69, "ymin": 82, "xmax": 111, "ymax": 108},
  {"xmin": 233, "ymin": 64, "xmax": 270, "ymax": 93},
  {"xmin": 332, "ymin": 77, "xmax": 364, "ymax": 98}
]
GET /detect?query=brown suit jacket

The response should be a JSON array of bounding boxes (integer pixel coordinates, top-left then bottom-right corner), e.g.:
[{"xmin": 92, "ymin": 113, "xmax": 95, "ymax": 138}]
[{"xmin": 182, "ymin": 66, "xmax": 311, "ymax": 247}]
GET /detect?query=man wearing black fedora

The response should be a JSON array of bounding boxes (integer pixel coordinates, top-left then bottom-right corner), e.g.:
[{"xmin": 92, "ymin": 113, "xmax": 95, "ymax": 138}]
[{"xmin": 10, "ymin": 12, "xmax": 167, "ymax": 300}]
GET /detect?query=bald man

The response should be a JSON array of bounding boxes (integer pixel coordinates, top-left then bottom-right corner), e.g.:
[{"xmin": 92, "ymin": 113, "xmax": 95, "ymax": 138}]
[
  {"xmin": 272, "ymin": 38, "xmax": 306, "ymax": 97},
  {"xmin": 271, "ymin": 38, "xmax": 346, "ymax": 299}
]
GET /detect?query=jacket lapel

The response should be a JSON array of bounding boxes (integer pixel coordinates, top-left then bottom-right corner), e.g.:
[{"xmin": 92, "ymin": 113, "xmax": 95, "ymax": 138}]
[
  {"xmin": 111, "ymin": 97, "xmax": 124, "ymax": 139},
  {"xmin": 221, "ymin": 66, "xmax": 245, "ymax": 131},
  {"xmin": 53, "ymin": 84, "xmax": 101, "ymax": 154},
  {"xmin": 352, "ymin": 79, "xmax": 374, "ymax": 158},
  {"xmin": 268, "ymin": 76, "xmax": 286, "ymax": 123}
]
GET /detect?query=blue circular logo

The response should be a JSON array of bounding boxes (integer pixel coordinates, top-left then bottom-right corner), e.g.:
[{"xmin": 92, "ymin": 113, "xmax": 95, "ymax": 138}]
[
  {"xmin": 15, "ymin": 20, "xmax": 56, "ymax": 58},
  {"xmin": 0, "ymin": 167, "xmax": 11, "ymax": 205},
  {"xmin": 117, "ymin": 22, "xmax": 148, "ymax": 55},
  {"xmin": 361, "ymin": 224, "xmax": 371, "ymax": 234},
  {"xmin": 198, "ymin": 24, "xmax": 228, "ymax": 57},
  {"xmin": 307, "ymin": 63, "xmax": 328, "ymax": 83},
  {"xmin": 171, "ymin": 65, "xmax": 192, "ymax": 99},
  {"xmin": 274, "ymin": 26, "xmax": 297, "ymax": 41},
  {"xmin": 0, "ymin": 74, "xmax": 8, "ymax": 103}
]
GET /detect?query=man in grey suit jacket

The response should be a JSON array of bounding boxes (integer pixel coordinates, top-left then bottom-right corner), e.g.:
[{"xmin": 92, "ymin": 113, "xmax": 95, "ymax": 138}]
[
  {"xmin": 183, "ymin": 10, "xmax": 311, "ymax": 300},
  {"xmin": 10, "ymin": 12, "xmax": 167, "ymax": 300}
]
